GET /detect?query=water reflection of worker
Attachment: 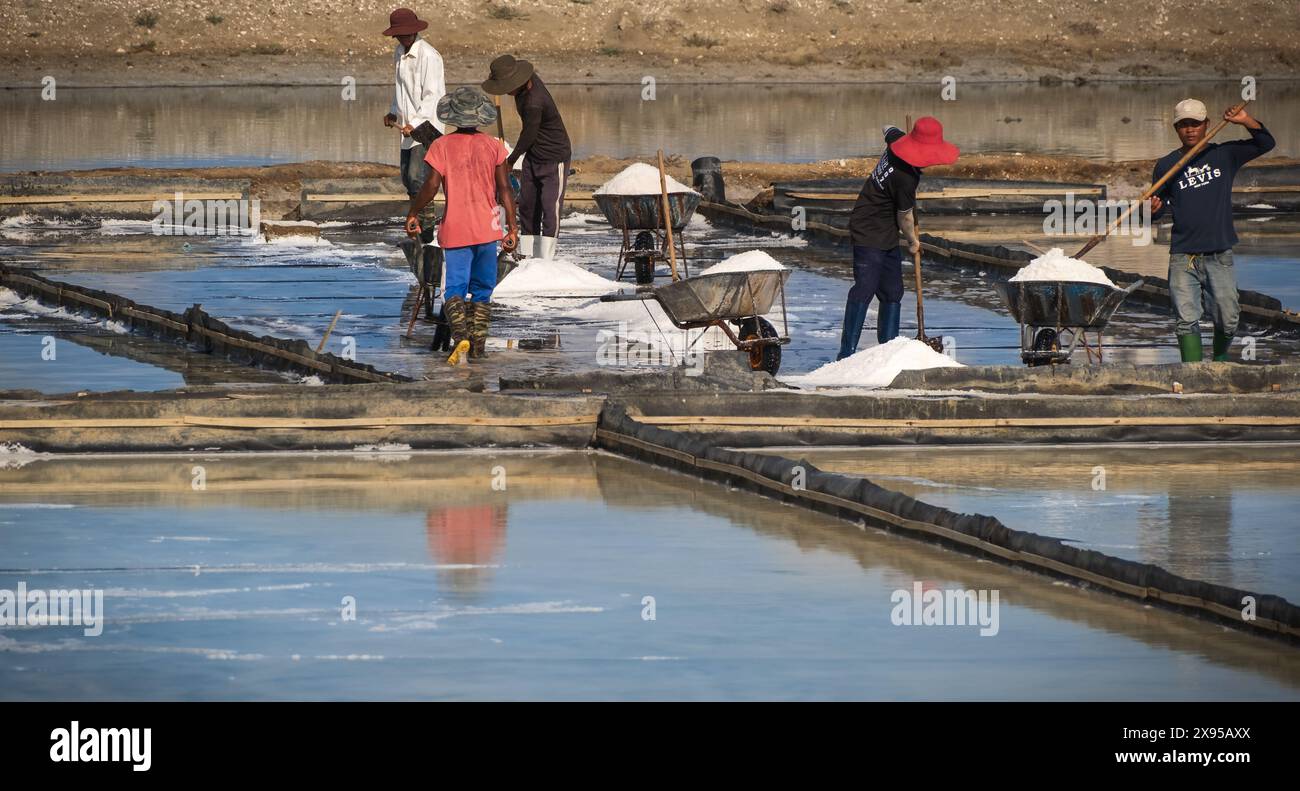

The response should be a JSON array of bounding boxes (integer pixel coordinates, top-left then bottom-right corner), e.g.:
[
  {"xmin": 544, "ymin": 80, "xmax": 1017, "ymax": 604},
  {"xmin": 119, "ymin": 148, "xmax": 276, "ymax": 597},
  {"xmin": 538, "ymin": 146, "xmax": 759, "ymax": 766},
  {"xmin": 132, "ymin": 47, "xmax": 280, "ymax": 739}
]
[
  {"xmin": 1164, "ymin": 479, "xmax": 1233, "ymax": 589},
  {"xmin": 1149, "ymin": 100, "xmax": 1274, "ymax": 363},
  {"xmin": 481, "ymin": 54, "xmax": 572, "ymax": 261},
  {"xmin": 425, "ymin": 504, "xmax": 508, "ymax": 596},
  {"xmin": 838, "ymin": 118, "xmax": 959, "ymax": 360}
]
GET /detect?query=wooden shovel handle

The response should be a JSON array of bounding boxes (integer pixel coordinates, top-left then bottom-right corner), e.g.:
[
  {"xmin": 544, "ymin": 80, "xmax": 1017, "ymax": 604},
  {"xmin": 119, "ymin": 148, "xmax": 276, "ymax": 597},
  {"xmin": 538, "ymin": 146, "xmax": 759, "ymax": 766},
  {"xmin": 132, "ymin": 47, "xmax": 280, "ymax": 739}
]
[{"xmin": 913, "ymin": 217, "xmax": 926, "ymax": 337}]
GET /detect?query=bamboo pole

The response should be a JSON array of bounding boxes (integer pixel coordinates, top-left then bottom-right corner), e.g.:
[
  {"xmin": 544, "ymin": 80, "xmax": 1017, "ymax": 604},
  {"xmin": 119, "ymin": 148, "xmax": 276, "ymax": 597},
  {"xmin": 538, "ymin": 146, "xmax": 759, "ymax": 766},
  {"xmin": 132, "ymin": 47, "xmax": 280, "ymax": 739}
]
[{"xmin": 316, "ymin": 310, "xmax": 342, "ymax": 353}]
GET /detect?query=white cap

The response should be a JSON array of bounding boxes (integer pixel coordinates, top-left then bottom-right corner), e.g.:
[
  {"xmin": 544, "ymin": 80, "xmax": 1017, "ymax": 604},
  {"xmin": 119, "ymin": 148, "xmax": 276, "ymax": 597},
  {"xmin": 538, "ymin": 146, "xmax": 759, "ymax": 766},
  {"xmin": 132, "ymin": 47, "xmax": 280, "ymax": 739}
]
[{"xmin": 1173, "ymin": 98, "xmax": 1208, "ymax": 124}]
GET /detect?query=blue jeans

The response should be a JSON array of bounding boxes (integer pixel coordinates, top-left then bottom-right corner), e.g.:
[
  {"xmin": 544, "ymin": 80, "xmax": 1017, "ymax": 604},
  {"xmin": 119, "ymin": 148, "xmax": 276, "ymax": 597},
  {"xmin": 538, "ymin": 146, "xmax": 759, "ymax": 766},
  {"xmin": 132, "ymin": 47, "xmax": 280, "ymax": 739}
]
[
  {"xmin": 1168, "ymin": 250, "xmax": 1238, "ymax": 337},
  {"xmin": 400, "ymin": 144, "xmax": 429, "ymax": 198},
  {"xmin": 444, "ymin": 241, "xmax": 498, "ymax": 303}
]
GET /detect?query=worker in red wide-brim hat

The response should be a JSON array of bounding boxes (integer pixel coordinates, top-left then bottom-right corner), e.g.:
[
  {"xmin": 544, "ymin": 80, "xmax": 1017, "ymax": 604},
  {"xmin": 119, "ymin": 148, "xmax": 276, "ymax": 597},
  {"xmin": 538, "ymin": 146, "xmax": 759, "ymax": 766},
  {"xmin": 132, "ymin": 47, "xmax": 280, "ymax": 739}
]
[{"xmin": 838, "ymin": 117, "xmax": 959, "ymax": 360}]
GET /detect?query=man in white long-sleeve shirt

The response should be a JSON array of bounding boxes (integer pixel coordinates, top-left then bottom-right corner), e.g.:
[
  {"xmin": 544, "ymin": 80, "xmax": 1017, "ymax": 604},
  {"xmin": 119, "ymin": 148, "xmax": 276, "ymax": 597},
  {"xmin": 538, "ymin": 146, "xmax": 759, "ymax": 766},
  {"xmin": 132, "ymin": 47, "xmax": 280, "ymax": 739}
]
[{"xmin": 380, "ymin": 8, "xmax": 446, "ymax": 202}]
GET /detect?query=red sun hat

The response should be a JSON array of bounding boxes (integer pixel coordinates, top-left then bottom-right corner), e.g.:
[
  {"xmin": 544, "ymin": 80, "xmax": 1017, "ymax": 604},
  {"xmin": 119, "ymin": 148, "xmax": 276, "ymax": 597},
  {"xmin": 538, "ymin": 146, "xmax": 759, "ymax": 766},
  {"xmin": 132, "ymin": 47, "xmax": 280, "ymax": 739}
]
[
  {"xmin": 383, "ymin": 8, "xmax": 428, "ymax": 36},
  {"xmin": 890, "ymin": 117, "xmax": 960, "ymax": 168}
]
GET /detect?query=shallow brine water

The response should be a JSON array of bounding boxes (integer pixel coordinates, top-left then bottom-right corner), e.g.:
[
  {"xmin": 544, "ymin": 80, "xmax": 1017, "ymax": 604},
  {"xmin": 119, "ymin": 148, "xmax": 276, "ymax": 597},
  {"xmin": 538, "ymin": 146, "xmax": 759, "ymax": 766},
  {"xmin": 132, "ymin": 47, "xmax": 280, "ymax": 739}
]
[
  {"xmin": 763, "ymin": 444, "xmax": 1300, "ymax": 603},
  {"xmin": 1, "ymin": 451, "xmax": 1295, "ymax": 701},
  {"xmin": 5, "ymin": 209, "xmax": 1298, "ymax": 395}
]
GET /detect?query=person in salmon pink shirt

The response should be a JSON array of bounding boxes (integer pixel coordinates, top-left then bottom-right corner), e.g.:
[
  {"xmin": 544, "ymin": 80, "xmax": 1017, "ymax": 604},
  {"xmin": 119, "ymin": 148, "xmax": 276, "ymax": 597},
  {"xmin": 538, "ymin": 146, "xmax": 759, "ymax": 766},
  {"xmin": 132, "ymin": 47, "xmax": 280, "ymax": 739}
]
[{"xmin": 406, "ymin": 87, "xmax": 520, "ymax": 365}]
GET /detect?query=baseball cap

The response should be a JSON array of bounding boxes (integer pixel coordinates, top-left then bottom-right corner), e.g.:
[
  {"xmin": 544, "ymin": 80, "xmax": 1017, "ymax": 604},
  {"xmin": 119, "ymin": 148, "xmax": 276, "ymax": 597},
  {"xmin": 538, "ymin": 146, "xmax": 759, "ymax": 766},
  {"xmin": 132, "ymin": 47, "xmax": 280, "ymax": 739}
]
[{"xmin": 1173, "ymin": 99, "xmax": 1208, "ymax": 124}]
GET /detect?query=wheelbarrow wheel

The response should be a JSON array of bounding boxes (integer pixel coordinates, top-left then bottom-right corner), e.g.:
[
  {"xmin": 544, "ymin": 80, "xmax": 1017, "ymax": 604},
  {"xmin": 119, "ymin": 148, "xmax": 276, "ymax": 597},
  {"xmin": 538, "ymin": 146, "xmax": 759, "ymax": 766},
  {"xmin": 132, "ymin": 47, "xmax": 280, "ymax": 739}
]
[
  {"xmin": 738, "ymin": 316, "xmax": 781, "ymax": 376},
  {"xmin": 632, "ymin": 231, "xmax": 657, "ymax": 285},
  {"xmin": 1029, "ymin": 328, "xmax": 1060, "ymax": 367}
]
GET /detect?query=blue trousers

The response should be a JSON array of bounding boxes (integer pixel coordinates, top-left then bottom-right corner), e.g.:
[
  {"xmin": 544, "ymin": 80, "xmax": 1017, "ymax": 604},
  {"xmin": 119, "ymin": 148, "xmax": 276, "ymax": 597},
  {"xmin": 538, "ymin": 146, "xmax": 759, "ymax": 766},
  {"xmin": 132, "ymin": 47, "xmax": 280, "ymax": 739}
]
[
  {"xmin": 444, "ymin": 241, "xmax": 498, "ymax": 303},
  {"xmin": 847, "ymin": 244, "xmax": 905, "ymax": 305},
  {"xmin": 1168, "ymin": 251, "xmax": 1239, "ymax": 337}
]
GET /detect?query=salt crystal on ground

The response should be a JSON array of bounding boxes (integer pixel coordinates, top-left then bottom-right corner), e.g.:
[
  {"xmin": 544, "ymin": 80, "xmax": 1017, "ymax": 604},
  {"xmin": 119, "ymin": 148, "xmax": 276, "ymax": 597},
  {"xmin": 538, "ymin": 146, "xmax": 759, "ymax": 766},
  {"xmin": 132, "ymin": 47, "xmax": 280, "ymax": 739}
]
[
  {"xmin": 697, "ymin": 250, "xmax": 786, "ymax": 275},
  {"xmin": 492, "ymin": 258, "xmax": 622, "ymax": 298},
  {"xmin": 786, "ymin": 337, "xmax": 962, "ymax": 389},
  {"xmin": 1010, "ymin": 247, "xmax": 1116, "ymax": 288},
  {"xmin": 594, "ymin": 163, "xmax": 697, "ymax": 196}
]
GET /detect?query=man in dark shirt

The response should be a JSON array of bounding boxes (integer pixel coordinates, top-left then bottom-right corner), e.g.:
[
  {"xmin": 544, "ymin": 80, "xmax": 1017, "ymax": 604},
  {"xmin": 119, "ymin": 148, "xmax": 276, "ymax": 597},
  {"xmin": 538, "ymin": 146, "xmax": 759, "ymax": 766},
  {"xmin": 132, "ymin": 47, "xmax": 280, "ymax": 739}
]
[
  {"xmin": 839, "ymin": 117, "xmax": 958, "ymax": 360},
  {"xmin": 483, "ymin": 54, "xmax": 573, "ymax": 260},
  {"xmin": 1151, "ymin": 99, "xmax": 1275, "ymax": 362}
]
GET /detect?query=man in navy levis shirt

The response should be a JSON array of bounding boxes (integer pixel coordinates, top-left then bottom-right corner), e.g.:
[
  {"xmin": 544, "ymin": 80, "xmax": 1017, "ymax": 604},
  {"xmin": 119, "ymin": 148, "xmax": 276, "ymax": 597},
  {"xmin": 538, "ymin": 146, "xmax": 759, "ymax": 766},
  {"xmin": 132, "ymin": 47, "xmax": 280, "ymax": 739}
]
[{"xmin": 1151, "ymin": 100, "xmax": 1274, "ymax": 362}]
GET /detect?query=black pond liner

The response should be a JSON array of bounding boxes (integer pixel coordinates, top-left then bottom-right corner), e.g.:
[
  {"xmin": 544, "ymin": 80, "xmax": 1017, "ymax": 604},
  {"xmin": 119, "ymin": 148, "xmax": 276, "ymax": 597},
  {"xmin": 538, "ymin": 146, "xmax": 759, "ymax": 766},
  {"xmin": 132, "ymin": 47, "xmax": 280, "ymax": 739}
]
[
  {"xmin": 595, "ymin": 403, "xmax": 1300, "ymax": 644},
  {"xmin": 0, "ymin": 264, "xmax": 409, "ymax": 385}
]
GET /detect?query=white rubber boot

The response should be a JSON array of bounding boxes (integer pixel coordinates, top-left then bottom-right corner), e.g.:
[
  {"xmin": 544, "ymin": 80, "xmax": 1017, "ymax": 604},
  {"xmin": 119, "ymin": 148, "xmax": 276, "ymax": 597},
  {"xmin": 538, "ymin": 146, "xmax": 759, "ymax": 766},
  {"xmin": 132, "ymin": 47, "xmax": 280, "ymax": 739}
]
[
  {"xmin": 537, "ymin": 236, "xmax": 558, "ymax": 260},
  {"xmin": 517, "ymin": 235, "xmax": 537, "ymax": 258}
]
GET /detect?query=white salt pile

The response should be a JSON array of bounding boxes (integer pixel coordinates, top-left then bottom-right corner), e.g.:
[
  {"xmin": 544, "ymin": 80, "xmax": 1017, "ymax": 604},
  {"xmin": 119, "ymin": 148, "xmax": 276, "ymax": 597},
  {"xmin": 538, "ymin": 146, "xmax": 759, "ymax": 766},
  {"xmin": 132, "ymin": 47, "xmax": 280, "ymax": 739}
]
[
  {"xmin": 697, "ymin": 250, "xmax": 786, "ymax": 276},
  {"xmin": 788, "ymin": 337, "xmax": 962, "ymax": 389},
  {"xmin": 594, "ymin": 162, "xmax": 697, "ymax": 196},
  {"xmin": 492, "ymin": 257, "xmax": 622, "ymax": 298},
  {"xmin": 1010, "ymin": 247, "xmax": 1116, "ymax": 288}
]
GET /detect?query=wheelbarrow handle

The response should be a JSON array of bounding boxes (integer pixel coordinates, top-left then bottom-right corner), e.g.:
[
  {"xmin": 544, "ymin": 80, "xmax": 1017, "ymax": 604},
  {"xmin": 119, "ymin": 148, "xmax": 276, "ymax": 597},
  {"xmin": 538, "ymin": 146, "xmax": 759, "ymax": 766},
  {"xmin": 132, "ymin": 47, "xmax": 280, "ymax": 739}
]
[
  {"xmin": 599, "ymin": 291, "xmax": 658, "ymax": 303},
  {"xmin": 1120, "ymin": 278, "xmax": 1145, "ymax": 296}
]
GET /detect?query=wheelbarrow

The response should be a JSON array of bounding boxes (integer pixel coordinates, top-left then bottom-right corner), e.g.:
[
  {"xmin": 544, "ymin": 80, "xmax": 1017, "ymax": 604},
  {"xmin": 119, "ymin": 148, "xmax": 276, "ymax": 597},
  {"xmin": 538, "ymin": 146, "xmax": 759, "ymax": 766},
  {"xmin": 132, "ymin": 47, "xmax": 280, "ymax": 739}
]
[
  {"xmin": 599, "ymin": 268, "xmax": 791, "ymax": 374},
  {"xmin": 993, "ymin": 278, "xmax": 1144, "ymax": 366},
  {"xmin": 593, "ymin": 191, "xmax": 701, "ymax": 284}
]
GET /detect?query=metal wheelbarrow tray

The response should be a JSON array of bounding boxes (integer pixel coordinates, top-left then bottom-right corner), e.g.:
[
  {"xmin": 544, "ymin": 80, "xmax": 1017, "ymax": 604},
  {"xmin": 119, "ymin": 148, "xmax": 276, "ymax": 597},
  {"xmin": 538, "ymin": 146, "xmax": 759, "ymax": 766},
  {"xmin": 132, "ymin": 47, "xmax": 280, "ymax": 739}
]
[
  {"xmin": 994, "ymin": 278, "xmax": 1143, "ymax": 365},
  {"xmin": 593, "ymin": 192, "xmax": 701, "ymax": 231},
  {"xmin": 600, "ymin": 269, "xmax": 792, "ymax": 374}
]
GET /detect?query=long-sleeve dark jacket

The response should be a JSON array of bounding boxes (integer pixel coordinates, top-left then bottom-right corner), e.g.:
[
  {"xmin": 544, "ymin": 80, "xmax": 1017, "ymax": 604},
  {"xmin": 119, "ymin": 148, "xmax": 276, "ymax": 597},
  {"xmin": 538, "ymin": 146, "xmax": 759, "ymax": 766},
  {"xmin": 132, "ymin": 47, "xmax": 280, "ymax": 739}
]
[
  {"xmin": 1152, "ymin": 124, "xmax": 1275, "ymax": 254},
  {"xmin": 509, "ymin": 75, "xmax": 572, "ymax": 167}
]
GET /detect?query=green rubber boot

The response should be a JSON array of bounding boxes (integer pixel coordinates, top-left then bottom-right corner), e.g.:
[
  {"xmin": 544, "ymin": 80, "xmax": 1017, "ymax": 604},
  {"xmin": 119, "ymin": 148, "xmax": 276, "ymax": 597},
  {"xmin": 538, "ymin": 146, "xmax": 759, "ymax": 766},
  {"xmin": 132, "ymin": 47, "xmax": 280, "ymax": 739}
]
[
  {"xmin": 1177, "ymin": 333, "xmax": 1203, "ymax": 363},
  {"xmin": 1212, "ymin": 330, "xmax": 1232, "ymax": 362}
]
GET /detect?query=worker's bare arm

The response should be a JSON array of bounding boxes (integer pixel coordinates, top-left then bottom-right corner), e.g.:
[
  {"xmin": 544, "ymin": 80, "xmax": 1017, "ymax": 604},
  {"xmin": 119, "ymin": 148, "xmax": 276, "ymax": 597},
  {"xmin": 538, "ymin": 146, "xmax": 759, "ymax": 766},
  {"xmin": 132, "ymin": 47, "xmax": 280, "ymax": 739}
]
[
  {"xmin": 405, "ymin": 170, "xmax": 443, "ymax": 236},
  {"xmin": 897, "ymin": 209, "xmax": 920, "ymax": 255},
  {"xmin": 495, "ymin": 162, "xmax": 520, "ymax": 252}
]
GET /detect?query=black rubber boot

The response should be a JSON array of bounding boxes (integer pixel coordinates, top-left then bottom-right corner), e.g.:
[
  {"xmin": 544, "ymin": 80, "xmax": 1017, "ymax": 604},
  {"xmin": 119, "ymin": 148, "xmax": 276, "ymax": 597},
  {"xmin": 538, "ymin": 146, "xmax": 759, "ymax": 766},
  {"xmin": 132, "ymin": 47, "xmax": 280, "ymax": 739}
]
[
  {"xmin": 837, "ymin": 300, "xmax": 869, "ymax": 360},
  {"xmin": 877, "ymin": 301, "xmax": 902, "ymax": 344}
]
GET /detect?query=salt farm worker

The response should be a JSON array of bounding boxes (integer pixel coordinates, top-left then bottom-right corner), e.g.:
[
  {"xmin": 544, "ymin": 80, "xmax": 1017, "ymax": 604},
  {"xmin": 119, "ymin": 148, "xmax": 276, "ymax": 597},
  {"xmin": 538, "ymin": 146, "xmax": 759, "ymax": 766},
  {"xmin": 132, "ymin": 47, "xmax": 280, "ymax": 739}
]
[
  {"xmin": 838, "ymin": 118, "xmax": 959, "ymax": 360},
  {"xmin": 381, "ymin": 7, "xmax": 446, "ymax": 236},
  {"xmin": 406, "ymin": 87, "xmax": 520, "ymax": 365},
  {"xmin": 481, "ymin": 54, "xmax": 572, "ymax": 261},
  {"xmin": 1150, "ymin": 100, "xmax": 1275, "ymax": 363}
]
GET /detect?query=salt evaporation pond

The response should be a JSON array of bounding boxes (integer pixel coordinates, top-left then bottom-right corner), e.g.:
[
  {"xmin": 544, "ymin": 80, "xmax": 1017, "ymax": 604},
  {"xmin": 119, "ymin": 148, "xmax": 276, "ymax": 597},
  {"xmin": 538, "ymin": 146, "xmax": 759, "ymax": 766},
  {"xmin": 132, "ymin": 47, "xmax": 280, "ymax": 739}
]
[
  {"xmin": 1, "ymin": 451, "xmax": 1296, "ymax": 701},
  {"xmin": 5, "ymin": 208, "xmax": 1264, "ymax": 394},
  {"xmin": 766, "ymin": 443, "xmax": 1300, "ymax": 603}
]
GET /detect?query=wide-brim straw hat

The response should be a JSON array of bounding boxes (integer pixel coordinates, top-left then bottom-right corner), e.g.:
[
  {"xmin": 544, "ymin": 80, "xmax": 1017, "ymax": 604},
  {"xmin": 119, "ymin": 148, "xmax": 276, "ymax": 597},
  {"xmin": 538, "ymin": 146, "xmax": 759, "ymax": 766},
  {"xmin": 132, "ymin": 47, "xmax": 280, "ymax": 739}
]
[
  {"xmin": 383, "ymin": 8, "xmax": 428, "ymax": 36},
  {"xmin": 481, "ymin": 54, "xmax": 535, "ymax": 95},
  {"xmin": 437, "ymin": 87, "xmax": 500, "ymax": 129},
  {"xmin": 890, "ymin": 116, "xmax": 960, "ymax": 168}
]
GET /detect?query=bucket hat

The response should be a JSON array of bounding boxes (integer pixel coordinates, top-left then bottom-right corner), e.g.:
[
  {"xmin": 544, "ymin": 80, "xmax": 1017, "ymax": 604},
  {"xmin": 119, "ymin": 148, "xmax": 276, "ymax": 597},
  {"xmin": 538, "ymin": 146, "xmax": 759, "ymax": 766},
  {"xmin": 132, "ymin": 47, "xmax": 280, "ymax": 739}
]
[
  {"xmin": 890, "ymin": 117, "xmax": 960, "ymax": 168},
  {"xmin": 436, "ymin": 86, "xmax": 500, "ymax": 129},
  {"xmin": 481, "ymin": 54, "xmax": 535, "ymax": 95}
]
